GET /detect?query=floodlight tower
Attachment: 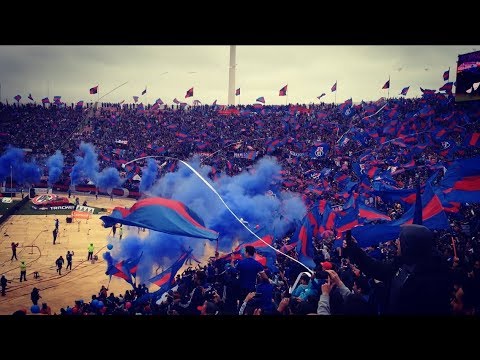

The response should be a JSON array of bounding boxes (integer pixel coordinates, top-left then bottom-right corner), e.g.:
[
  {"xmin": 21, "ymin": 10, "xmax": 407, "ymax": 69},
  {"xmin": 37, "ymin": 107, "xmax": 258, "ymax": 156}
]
[{"xmin": 228, "ymin": 45, "xmax": 236, "ymax": 106}]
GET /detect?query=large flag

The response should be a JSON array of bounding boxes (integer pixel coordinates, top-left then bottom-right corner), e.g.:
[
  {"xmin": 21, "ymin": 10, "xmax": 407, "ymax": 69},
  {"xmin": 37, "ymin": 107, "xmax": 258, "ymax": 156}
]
[
  {"xmin": 400, "ymin": 86, "xmax": 409, "ymax": 96},
  {"xmin": 14, "ymin": 95, "xmax": 21, "ymax": 102},
  {"xmin": 236, "ymin": 88, "xmax": 240, "ymax": 96},
  {"xmin": 185, "ymin": 87, "xmax": 194, "ymax": 98},
  {"xmin": 350, "ymin": 183, "xmax": 449, "ymax": 248},
  {"xmin": 256, "ymin": 96, "xmax": 265, "ymax": 103},
  {"xmin": 382, "ymin": 79, "xmax": 390, "ymax": 89},
  {"xmin": 443, "ymin": 68, "xmax": 450, "ymax": 81},
  {"xmin": 279, "ymin": 85, "xmax": 288, "ymax": 96},
  {"xmin": 331, "ymin": 82, "xmax": 337, "ymax": 92},
  {"xmin": 141, "ymin": 88, "xmax": 147, "ymax": 95},
  {"xmin": 440, "ymin": 156, "xmax": 480, "ymax": 203},
  {"xmin": 41, "ymin": 97, "xmax": 50, "ymax": 104},
  {"xmin": 89, "ymin": 85, "xmax": 98, "ymax": 94},
  {"xmin": 100, "ymin": 197, "xmax": 219, "ymax": 240},
  {"xmin": 133, "ymin": 96, "xmax": 139, "ymax": 103},
  {"xmin": 317, "ymin": 93, "xmax": 326, "ymax": 100},
  {"xmin": 28, "ymin": 93, "xmax": 34, "ymax": 101}
]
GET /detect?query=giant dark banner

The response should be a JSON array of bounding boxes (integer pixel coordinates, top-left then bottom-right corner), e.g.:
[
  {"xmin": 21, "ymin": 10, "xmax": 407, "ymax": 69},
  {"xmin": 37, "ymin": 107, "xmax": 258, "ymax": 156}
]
[{"xmin": 455, "ymin": 50, "xmax": 480, "ymax": 102}]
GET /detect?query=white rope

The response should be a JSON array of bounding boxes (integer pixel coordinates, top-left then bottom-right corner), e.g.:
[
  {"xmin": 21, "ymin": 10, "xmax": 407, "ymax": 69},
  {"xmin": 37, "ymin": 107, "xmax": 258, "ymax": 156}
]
[{"xmin": 177, "ymin": 159, "xmax": 313, "ymax": 274}]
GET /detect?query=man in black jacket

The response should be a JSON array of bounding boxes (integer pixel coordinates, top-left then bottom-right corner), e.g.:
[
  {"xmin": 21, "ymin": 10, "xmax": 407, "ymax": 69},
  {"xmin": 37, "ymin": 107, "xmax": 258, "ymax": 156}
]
[{"xmin": 344, "ymin": 224, "xmax": 452, "ymax": 315}]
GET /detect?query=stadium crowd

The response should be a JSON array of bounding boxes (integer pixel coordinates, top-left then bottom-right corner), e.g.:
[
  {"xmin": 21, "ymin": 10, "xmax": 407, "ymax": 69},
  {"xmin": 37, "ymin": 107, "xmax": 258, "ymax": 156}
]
[{"xmin": 1, "ymin": 91, "xmax": 480, "ymax": 315}]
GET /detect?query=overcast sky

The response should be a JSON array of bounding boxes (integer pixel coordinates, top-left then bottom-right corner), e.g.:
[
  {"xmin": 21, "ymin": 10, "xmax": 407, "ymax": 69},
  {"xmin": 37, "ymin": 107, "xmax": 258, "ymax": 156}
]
[{"xmin": 0, "ymin": 45, "xmax": 479, "ymax": 105}]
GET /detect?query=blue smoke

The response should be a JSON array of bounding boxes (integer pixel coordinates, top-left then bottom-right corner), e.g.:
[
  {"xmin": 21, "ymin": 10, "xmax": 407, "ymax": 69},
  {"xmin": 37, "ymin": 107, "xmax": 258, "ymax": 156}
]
[
  {"xmin": 96, "ymin": 168, "xmax": 123, "ymax": 190},
  {"xmin": 106, "ymin": 156, "xmax": 306, "ymax": 284},
  {"xmin": 70, "ymin": 142, "xmax": 123, "ymax": 190},
  {"xmin": 0, "ymin": 146, "xmax": 41, "ymax": 185},
  {"xmin": 70, "ymin": 142, "xmax": 100, "ymax": 186},
  {"xmin": 46, "ymin": 150, "xmax": 64, "ymax": 186},
  {"xmin": 139, "ymin": 158, "xmax": 158, "ymax": 193}
]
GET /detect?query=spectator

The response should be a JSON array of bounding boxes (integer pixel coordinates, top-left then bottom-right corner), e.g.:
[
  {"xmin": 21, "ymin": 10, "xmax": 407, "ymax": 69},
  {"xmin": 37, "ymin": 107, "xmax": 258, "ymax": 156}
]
[
  {"xmin": 31, "ymin": 287, "xmax": 41, "ymax": 305},
  {"xmin": 233, "ymin": 245, "xmax": 264, "ymax": 303},
  {"xmin": 344, "ymin": 224, "xmax": 453, "ymax": 315}
]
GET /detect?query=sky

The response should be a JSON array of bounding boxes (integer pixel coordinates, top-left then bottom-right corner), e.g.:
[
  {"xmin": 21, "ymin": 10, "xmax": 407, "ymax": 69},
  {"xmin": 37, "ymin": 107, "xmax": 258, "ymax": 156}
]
[{"xmin": 0, "ymin": 45, "xmax": 479, "ymax": 106}]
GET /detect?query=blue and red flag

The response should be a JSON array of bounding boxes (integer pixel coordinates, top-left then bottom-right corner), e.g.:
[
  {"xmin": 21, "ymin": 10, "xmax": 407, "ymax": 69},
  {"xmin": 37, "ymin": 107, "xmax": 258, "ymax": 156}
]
[
  {"xmin": 464, "ymin": 133, "xmax": 480, "ymax": 147},
  {"xmin": 185, "ymin": 87, "xmax": 194, "ymax": 98},
  {"xmin": 420, "ymin": 87, "xmax": 436, "ymax": 95},
  {"xmin": 439, "ymin": 82, "xmax": 453, "ymax": 93},
  {"xmin": 100, "ymin": 197, "xmax": 219, "ymax": 240},
  {"xmin": 440, "ymin": 156, "xmax": 480, "ymax": 203},
  {"xmin": 443, "ymin": 68, "xmax": 450, "ymax": 81},
  {"xmin": 124, "ymin": 252, "xmax": 143, "ymax": 278},
  {"xmin": 89, "ymin": 85, "xmax": 98, "ymax": 94},
  {"xmin": 358, "ymin": 203, "xmax": 391, "ymax": 222},
  {"xmin": 335, "ymin": 207, "xmax": 360, "ymax": 235},
  {"xmin": 382, "ymin": 79, "xmax": 390, "ymax": 89},
  {"xmin": 256, "ymin": 96, "xmax": 265, "ymax": 103},
  {"xmin": 236, "ymin": 88, "xmax": 240, "ymax": 96},
  {"xmin": 106, "ymin": 259, "xmax": 133, "ymax": 285},
  {"xmin": 14, "ymin": 95, "xmax": 21, "ymax": 102},
  {"xmin": 293, "ymin": 218, "xmax": 315, "ymax": 269},
  {"xmin": 331, "ymin": 82, "xmax": 337, "ymax": 92},
  {"xmin": 279, "ymin": 85, "xmax": 288, "ymax": 96},
  {"xmin": 42, "ymin": 97, "xmax": 50, "ymax": 104},
  {"xmin": 149, "ymin": 251, "xmax": 190, "ymax": 290},
  {"xmin": 400, "ymin": 86, "xmax": 409, "ymax": 96},
  {"xmin": 350, "ymin": 183, "xmax": 449, "ymax": 247}
]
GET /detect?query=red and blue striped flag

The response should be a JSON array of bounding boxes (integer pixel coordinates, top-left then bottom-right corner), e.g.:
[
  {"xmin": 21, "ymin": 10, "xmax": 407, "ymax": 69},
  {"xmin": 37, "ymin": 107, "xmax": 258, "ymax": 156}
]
[
  {"xmin": 100, "ymin": 197, "xmax": 219, "ymax": 240},
  {"xmin": 185, "ymin": 87, "xmax": 194, "ymax": 98}
]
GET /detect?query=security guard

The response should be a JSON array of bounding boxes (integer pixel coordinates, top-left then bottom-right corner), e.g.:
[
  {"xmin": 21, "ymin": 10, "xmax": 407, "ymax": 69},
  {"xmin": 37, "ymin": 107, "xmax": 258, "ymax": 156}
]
[{"xmin": 20, "ymin": 261, "xmax": 27, "ymax": 282}]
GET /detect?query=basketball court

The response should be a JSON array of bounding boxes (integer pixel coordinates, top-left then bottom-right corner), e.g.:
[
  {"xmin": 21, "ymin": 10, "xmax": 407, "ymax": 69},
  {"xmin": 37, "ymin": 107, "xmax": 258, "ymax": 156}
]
[{"xmin": 0, "ymin": 193, "xmax": 138, "ymax": 315}]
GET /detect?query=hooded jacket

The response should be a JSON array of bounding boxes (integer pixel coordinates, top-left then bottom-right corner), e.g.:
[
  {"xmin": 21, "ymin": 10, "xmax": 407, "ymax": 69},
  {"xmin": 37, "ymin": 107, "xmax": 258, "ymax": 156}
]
[{"xmin": 346, "ymin": 224, "xmax": 452, "ymax": 315}]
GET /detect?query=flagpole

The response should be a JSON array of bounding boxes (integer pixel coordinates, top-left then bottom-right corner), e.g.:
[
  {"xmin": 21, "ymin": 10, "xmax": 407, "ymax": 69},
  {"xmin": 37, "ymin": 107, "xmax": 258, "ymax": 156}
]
[
  {"xmin": 286, "ymin": 83, "xmax": 288, "ymax": 106},
  {"xmin": 335, "ymin": 80, "xmax": 337, "ymax": 105},
  {"xmin": 388, "ymin": 75, "xmax": 390, "ymax": 99}
]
